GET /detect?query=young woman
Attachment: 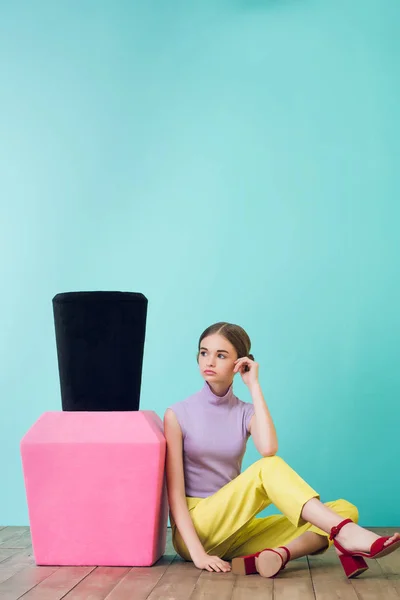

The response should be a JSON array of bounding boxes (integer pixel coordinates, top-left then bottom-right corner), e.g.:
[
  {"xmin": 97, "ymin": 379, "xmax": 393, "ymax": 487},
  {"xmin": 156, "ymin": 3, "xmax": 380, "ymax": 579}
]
[{"xmin": 164, "ymin": 322, "xmax": 400, "ymax": 578}]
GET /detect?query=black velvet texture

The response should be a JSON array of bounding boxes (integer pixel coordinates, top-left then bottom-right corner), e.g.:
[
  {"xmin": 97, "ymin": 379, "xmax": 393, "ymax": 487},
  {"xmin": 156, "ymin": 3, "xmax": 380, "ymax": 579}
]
[{"xmin": 52, "ymin": 291, "xmax": 148, "ymax": 411}]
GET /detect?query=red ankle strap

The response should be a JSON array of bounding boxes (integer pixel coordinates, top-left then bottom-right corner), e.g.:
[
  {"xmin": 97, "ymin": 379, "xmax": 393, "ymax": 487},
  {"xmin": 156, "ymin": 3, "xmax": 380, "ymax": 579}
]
[
  {"xmin": 279, "ymin": 546, "xmax": 291, "ymax": 563},
  {"xmin": 329, "ymin": 518, "xmax": 353, "ymax": 541}
]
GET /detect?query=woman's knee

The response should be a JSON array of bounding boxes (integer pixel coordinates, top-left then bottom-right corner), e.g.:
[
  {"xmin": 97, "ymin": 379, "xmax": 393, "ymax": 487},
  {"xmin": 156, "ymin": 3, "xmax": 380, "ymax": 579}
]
[
  {"xmin": 259, "ymin": 455, "xmax": 284, "ymax": 467},
  {"xmin": 255, "ymin": 455, "xmax": 288, "ymax": 477}
]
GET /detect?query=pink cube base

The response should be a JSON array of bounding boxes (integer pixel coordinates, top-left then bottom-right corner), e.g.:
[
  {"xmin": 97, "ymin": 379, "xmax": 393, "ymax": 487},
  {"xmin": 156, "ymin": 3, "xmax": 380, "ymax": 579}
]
[{"xmin": 20, "ymin": 411, "xmax": 168, "ymax": 566}]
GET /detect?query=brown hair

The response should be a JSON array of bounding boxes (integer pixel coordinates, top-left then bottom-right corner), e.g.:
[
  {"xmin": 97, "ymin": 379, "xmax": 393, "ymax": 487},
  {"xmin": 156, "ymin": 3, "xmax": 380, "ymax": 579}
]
[{"xmin": 196, "ymin": 322, "xmax": 254, "ymax": 363}]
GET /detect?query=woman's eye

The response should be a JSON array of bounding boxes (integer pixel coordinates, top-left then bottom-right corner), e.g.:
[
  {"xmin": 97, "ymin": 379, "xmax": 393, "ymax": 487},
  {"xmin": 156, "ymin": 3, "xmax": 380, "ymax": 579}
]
[{"xmin": 200, "ymin": 351, "xmax": 224, "ymax": 359}]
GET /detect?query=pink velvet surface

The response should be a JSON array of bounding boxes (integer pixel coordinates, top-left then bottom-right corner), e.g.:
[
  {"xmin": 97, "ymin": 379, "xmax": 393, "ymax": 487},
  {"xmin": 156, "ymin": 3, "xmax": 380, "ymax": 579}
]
[{"xmin": 20, "ymin": 411, "xmax": 168, "ymax": 566}]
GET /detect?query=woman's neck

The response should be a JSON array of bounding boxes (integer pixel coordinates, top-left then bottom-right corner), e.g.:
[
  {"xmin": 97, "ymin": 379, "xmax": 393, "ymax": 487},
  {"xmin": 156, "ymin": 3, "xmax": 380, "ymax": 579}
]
[{"xmin": 205, "ymin": 379, "xmax": 233, "ymax": 397}]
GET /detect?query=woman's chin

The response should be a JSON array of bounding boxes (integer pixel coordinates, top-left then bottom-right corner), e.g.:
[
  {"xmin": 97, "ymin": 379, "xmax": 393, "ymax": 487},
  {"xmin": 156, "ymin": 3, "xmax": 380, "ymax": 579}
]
[
  {"xmin": 204, "ymin": 374, "xmax": 220, "ymax": 383},
  {"xmin": 203, "ymin": 375, "xmax": 233, "ymax": 386}
]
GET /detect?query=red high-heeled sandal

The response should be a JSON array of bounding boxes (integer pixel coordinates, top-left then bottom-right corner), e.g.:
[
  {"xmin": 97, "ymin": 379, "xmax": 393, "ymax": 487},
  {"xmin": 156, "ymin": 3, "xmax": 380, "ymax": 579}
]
[
  {"xmin": 330, "ymin": 518, "xmax": 400, "ymax": 579},
  {"xmin": 231, "ymin": 545, "xmax": 291, "ymax": 577}
]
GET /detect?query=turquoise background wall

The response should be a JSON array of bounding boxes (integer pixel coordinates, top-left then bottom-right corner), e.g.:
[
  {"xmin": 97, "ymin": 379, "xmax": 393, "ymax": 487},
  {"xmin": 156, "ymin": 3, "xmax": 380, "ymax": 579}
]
[{"xmin": 1, "ymin": 0, "xmax": 399, "ymax": 527}]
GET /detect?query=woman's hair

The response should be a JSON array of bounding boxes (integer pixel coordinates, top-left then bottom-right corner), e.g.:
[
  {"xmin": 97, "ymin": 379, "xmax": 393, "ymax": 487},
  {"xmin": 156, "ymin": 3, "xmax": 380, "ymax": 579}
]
[{"xmin": 196, "ymin": 322, "xmax": 254, "ymax": 362}]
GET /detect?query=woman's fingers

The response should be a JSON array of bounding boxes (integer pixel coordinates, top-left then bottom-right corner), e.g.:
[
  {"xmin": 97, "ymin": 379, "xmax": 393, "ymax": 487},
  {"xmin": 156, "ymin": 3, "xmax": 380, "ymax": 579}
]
[
  {"xmin": 204, "ymin": 555, "xmax": 231, "ymax": 573},
  {"xmin": 234, "ymin": 357, "xmax": 253, "ymax": 373},
  {"xmin": 213, "ymin": 561, "xmax": 230, "ymax": 572}
]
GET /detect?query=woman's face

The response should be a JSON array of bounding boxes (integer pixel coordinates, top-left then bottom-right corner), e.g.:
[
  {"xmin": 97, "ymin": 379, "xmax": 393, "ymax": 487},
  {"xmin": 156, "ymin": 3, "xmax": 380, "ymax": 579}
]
[{"xmin": 198, "ymin": 334, "xmax": 239, "ymax": 384}]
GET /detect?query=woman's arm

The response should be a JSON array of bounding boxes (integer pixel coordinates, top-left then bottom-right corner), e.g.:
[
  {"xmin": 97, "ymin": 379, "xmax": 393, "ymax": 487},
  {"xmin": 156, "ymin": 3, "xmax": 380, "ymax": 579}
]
[
  {"xmin": 248, "ymin": 381, "xmax": 278, "ymax": 456},
  {"xmin": 163, "ymin": 409, "xmax": 231, "ymax": 573},
  {"xmin": 163, "ymin": 409, "xmax": 206, "ymax": 560},
  {"xmin": 234, "ymin": 357, "xmax": 278, "ymax": 456}
]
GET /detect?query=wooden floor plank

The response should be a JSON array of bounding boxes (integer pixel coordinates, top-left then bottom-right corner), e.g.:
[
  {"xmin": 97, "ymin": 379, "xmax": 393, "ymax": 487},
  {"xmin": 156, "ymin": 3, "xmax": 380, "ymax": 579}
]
[
  {"xmin": 189, "ymin": 570, "xmax": 236, "ymax": 600},
  {"xmin": 312, "ymin": 580, "xmax": 360, "ymax": 600},
  {"xmin": 145, "ymin": 556, "xmax": 202, "ymax": 600},
  {"xmin": 232, "ymin": 575, "xmax": 273, "ymax": 600},
  {"xmin": 14, "ymin": 566, "xmax": 96, "ymax": 600},
  {"xmin": 375, "ymin": 536, "xmax": 400, "ymax": 580},
  {"xmin": 0, "ymin": 565, "xmax": 59, "ymax": 600},
  {"xmin": 275, "ymin": 579, "xmax": 315, "ymax": 600},
  {"xmin": 274, "ymin": 556, "xmax": 315, "ymax": 600},
  {"xmin": 393, "ymin": 580, "xmax": 400, "ymax": 596},
  {"xmin": 61, "ymin": 566, "xmax": 131, "ymax": 599},
  {"xmin": 0, "ymin": 550, "xmax": 21, "ymax": 565},
  {"xmin": 309, "ymin": 548, "xmax": 359, "ymax": 599},
  {"xmin": 376, "ymin": 552, "xmax": 400, "ymax": 579},
  {"xmin": 1, "ymin": 531, "xmax": 32, "ymax": 550},
  {"xmin": 104, "ymin": 555, "xmax": 177, "ymax": 600},
  {"xmin": 0, "ymin": 549, "xmax": 36, "ymax": 584},
  {"xmin": 350, "ymin": 577, "xmax": 399, "ymax": 600},
  {"xmin": 0, "ymin": 529, "xmax": 30, "ymax": 547}
]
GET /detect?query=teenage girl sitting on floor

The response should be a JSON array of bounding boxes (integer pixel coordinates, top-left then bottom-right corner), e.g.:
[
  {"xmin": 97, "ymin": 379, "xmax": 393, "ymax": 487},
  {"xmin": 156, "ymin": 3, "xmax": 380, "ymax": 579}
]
[{"xmin": 164, "ymin": 322, "xmax": 400, "ymax": 578}]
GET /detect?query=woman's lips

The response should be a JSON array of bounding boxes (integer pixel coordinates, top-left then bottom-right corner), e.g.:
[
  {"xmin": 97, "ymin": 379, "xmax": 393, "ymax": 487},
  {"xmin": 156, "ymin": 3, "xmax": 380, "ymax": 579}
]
[{"xmin": 204, "ymin": 370, "xmax": 216, "ymax": 375}]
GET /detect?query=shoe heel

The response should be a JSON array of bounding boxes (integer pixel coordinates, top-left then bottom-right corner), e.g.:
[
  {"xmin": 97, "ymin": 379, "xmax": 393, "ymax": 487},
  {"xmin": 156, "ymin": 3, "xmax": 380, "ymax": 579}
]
[
  {"xmin": 231, "ymin": 555, "xmax": 257, "ymax": 575},
  {"xmin": 338, "ymin": 554, "xmax": 368, "ymax": 579}
]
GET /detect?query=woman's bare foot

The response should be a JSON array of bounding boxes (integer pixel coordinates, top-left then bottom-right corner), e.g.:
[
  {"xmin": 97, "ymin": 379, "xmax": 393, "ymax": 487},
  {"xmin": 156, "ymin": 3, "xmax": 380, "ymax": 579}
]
[
  {"xmin": 335, "ymin": 523, "xmax": 400, "ymax": 555},
  {"xmin": 255, "ymin": 547, "xmax": 288, "ymax": 578}
]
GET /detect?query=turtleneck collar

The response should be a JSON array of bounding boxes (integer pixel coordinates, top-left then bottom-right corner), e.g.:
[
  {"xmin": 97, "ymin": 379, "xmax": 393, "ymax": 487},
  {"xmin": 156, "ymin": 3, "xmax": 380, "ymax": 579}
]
[{"xmin": 202, "ymin": 381, "xmax": 235, "ymax": 405}]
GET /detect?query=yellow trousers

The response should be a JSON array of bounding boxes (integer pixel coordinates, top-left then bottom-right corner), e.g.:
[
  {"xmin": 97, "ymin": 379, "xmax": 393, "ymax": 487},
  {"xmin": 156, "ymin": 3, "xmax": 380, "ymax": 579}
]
[{"xmin": 171, "ymin": 456, "xmax": 359, "ymax": 561}]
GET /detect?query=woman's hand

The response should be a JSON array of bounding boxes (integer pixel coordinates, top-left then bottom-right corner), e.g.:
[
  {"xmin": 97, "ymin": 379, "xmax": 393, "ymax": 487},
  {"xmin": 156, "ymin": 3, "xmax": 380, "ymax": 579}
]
[
  {"xmin": 233, "ymin": 356, "xmax": 259, "ymax": 388},
  {"xmin": 192, "ymin": 551, "xmax": 231, "ymax": 572}
]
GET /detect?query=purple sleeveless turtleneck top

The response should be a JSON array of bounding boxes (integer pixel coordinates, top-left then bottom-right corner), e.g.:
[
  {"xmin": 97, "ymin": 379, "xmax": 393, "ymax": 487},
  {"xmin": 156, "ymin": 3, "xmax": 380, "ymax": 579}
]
[{"xmin": 168, "ymin": 381, "xmax": 255, "ymax": 498}]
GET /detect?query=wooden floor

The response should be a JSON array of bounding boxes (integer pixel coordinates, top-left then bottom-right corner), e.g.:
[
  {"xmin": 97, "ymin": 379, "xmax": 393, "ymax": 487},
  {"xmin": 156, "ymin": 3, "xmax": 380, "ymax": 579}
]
[{"xmin": 0, "ymin": 526, "xmax": 399, "ymax": 599}]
